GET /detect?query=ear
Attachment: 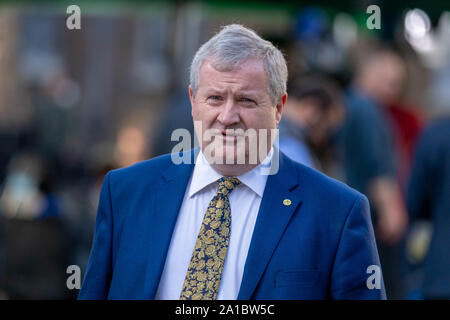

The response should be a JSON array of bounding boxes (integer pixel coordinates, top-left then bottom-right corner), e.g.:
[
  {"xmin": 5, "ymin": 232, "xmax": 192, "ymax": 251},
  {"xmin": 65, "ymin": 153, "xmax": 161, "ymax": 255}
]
[
  {"xmin": 275, "ymin": 92, "xmax": 287, "ymax": 125},
  {"xmin": 188, "ymin": 85, "xmax": 195, "ymax": 116}
]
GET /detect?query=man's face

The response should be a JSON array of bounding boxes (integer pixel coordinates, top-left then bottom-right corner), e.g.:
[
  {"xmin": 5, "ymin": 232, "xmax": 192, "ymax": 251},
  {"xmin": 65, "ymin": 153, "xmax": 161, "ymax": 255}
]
[
  {"xmin": 361, "ymin": 53, "xmax": 406, "ymax": 104},
  {"xmin": 189, "ymin": 59, "xmax": 286, "ymax": 172}
]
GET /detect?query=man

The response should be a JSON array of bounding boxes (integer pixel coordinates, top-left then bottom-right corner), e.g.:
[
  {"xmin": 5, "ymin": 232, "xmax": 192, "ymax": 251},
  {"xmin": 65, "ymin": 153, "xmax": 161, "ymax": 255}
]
[
  {"xmin": 79, "ymin": 24, "xmax": 385, "ymax": 300},
  {"xmin": 342, "ymin": 48, "xmax": 409, "ymax": 244},
  {"xmin": 340, "ymin": 47, "xmax": 409, "ymax": 298}
]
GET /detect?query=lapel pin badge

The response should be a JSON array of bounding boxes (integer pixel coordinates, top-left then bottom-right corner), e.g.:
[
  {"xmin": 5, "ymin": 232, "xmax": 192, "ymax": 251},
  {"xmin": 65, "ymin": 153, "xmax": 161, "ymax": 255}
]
[{"xmin": 283, "ymin": 199, "xmax": 291, "ymax": 206}]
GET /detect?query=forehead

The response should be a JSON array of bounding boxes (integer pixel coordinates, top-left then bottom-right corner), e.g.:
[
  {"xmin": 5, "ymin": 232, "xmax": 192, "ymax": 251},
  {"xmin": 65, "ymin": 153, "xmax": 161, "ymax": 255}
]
[{"xmin": 198, "ymin": 58, "xmax": 269, "ymax": 92}]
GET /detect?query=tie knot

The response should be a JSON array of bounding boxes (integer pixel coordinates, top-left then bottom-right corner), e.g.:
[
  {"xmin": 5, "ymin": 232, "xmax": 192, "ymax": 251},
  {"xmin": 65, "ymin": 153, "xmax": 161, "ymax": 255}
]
[{"xmin": 217, "ymin": 177, "xmax": 241, "ymax": 196}]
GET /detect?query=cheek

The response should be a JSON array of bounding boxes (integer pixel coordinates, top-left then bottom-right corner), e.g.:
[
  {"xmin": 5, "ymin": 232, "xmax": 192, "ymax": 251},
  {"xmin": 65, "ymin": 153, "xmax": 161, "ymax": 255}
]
[
  {"xmin": 192, "ymin": 103, "xmax": 215, "ymax": 123},
  {"xmin": 243, "ymin": 108, "xmax": 277, "ymax": 129},
  {"xmin": 261, "ymin": 107, "xmax": 278, "ymax": 128},
  {"xmin": 191, "ymin": 102, "xmax": 202, "ymax": 119}
]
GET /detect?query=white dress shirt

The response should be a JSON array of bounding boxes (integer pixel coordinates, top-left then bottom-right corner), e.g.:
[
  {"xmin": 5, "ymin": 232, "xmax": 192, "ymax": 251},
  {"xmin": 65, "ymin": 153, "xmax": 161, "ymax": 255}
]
[{"xmin": 155, "ymin": 149, "xmax": 273, "ymax": 300}]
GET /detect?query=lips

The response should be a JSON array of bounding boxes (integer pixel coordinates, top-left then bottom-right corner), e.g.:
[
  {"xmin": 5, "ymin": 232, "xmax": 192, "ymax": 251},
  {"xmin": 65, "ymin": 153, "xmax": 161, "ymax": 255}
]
[
  {"xmin": 219, "ymin": 129, "xmax": 245, "ymax": 137},
  {"xmin": 218, "ymin": 133, "xmax": 244, "ymax": 142},
  {"xmin": 218, "ymin": 134, "xmax": 237, "ymax": 142}
]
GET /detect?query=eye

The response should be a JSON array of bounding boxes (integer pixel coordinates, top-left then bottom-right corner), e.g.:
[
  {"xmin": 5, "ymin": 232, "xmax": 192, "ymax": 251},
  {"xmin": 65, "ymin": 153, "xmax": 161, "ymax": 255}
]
[
  {"xmin": 238, "ymin": 97, "xmax": 256, "ymax": 105},
  {"xmin": 207, "ymin": 95, "xmax": 223, "ymax": 104}
]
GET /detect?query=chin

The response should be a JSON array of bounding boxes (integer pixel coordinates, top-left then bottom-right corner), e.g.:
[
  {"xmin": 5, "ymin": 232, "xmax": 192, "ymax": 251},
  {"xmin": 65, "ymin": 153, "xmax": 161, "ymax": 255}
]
[
  {"xmin": 202, "ymin": 138, "xmax": 248, "ymax": 165},
  {"xmin": 221, "ymin": 144, "xmax": 250, "ymax": 165},
  {"xmin": 211, "ymin": 162, "xmax": 251, "ymax": 177}
]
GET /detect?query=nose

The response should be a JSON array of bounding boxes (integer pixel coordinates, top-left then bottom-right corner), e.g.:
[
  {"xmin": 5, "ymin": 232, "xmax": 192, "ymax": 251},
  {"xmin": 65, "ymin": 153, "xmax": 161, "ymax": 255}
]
[{"xmin": 217, "ymin": 98, "xmax": 240, "ymax": 126}]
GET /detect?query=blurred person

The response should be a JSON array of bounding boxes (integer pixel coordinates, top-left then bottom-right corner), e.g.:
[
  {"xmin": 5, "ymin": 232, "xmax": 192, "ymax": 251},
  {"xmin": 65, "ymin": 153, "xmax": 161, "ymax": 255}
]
[
  {"xmin": 352, "ymin": 47, "xmax": 425, "ymax": 298},
  {"xmin": 279, "ymin": 75, "xmax": 345, "ymax": 178},
  {"xmin": 340, "ymin": 47, "xmax": 411, "ymax": 298},
  {"xmin": 0, "ymin": 151, "xmax": 69, "ymax": 299},
  {"xmin": 406, "ymin": 117, "xmax": 450, "ymax": 299},
  {"xmin": 79, "ymin": 24, "xmax": 385, "ymax": 300},
  {"xmin": 0, "ymin": 151, "xmax": 56, "ymax": 220}
]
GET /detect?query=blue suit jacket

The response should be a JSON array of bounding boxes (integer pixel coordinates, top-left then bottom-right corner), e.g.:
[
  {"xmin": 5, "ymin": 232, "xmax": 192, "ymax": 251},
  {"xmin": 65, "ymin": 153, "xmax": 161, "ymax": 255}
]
[{"xmin": 79, "ymin": 149, "xmax": 386, "ymax": 299}]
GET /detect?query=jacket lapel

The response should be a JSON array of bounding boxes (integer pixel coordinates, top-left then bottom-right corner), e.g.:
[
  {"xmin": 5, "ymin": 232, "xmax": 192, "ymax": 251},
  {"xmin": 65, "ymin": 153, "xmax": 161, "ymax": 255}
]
[
  {"xmin": 237, "ymin": 152, "xmax": 303, "ymax": 299},
  {"xmin": 146, "ymin": 149, "xmax": 197, "ymax": 298}
]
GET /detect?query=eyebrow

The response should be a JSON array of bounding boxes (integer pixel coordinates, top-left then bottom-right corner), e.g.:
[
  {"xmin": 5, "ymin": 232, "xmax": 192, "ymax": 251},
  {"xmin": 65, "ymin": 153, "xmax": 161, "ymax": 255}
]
[
  {"xmin": 235, "ymin": 93, "xmax": 257, "ymax": 99},
  {"xmin": 202, "ymin": 88, "xmax": 225, "ymax": 95},
  {"xmin": 202, "ymin": 88, "xmax": 258, "ymax": 98}
]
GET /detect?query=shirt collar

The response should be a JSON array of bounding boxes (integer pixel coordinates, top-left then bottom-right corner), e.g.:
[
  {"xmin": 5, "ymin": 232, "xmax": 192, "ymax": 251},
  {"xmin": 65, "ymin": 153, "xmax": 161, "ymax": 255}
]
[{"xmin": 188, "ymin": 148, "xmax": 274, "ymax": 198}]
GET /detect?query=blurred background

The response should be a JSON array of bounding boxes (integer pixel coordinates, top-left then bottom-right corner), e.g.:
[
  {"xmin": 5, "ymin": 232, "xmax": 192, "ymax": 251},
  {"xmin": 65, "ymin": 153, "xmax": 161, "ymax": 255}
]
[{"xmin": 0, "ymin": 0, "xmax": 449, "ymax": 299}]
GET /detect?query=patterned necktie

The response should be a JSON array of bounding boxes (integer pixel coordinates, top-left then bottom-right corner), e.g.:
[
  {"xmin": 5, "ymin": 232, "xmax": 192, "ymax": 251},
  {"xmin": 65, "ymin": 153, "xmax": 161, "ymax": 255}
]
[{"xmin": 180, "ymin": 177, "xmax": 241, "ymax": 300}]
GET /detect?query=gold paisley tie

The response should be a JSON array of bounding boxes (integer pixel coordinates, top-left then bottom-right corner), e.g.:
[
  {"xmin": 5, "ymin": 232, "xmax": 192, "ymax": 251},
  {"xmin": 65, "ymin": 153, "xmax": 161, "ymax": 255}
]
[{"xmin": 180, "ymin": 177, "xmax": 241, "ymax": 300}]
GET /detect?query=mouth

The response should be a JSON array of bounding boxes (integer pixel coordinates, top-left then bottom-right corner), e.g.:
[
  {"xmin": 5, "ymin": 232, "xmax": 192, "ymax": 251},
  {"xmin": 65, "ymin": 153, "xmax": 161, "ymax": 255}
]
[
  {"xmin": 217, "ymin": 135, "xmax": 237, "ymax": 144},
  {"xmin": 219, "ymin": 129, "xmax": 245, "ymax": 137},
  {"xmin": 217, "ymin": 132, "xmax": 244, "ymax": 143}
]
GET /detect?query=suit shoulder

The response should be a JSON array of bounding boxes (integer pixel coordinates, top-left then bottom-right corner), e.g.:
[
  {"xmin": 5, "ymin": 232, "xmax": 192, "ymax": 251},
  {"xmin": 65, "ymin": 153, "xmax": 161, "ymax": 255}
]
[
  {"xmin": 284, "ymin": 157, "xmax": 370, "ymax": 231},
  {"xmin": 288, "ymin": 157, "xmax": 365, "ymax": 203}
]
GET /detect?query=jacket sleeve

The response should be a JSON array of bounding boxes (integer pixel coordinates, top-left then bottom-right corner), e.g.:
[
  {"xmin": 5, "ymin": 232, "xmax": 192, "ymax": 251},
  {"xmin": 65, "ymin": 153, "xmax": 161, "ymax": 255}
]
[
  {"xmin": 78, "ymin": 172, "xmax": 114, "ymax": 299},
  {"xmin": 330, "ymin": 194, "xmax": 387, "ymax": 299}
]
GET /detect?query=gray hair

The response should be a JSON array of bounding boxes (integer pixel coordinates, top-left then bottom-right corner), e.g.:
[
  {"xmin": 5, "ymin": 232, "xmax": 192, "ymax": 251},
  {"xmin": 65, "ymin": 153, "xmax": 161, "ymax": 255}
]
[{"xmin": 190, "ymin": 24, "xmax": 288, "ymax": 105}]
